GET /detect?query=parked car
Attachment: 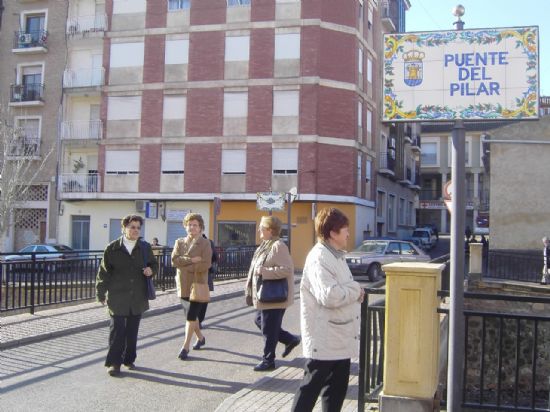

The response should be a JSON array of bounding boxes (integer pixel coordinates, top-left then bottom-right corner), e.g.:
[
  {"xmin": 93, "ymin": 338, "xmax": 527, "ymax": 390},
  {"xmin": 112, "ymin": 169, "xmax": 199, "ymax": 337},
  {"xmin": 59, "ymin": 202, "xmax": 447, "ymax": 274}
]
[
  {"xmin": 410, "ymin": 228, "xmax": 437, "ymax": 251},
  {"xmin": 2, "ymin": 244, "xmax": 76, "ymax": 261},
  {"xmin": 345, "ymin": 239, "xmax": 430, "ymax": 281}
]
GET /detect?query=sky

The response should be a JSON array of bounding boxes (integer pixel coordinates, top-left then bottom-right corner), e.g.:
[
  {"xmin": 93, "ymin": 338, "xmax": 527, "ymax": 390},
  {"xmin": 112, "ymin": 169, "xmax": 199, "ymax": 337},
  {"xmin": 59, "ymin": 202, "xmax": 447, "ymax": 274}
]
[{"xmin": 406, "ymin": 0, "xmax": 549, "ymax": 96}]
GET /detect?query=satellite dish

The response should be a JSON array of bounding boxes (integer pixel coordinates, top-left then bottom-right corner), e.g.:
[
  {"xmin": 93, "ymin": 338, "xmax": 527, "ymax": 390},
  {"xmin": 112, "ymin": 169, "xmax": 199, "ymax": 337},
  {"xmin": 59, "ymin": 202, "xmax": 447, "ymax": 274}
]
[{"xmin": 289, "ymin": 187, "xmax": 298, "ymax": 203}]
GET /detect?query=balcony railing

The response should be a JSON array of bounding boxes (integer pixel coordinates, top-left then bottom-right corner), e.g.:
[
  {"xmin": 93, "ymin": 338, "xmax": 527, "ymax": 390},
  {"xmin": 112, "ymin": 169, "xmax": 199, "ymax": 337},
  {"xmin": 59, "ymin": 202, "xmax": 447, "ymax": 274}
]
[
  {"xmin": 8, "ymin": 131, "xmax": 40, "ymax": 157},
  {"xmin": 63, "ymin": 68, "xmax": 104, "ymax": 88},
  {"xmin": 10, "ymin": 83, "xmax": 44, "ymax": 102},
  {"xmin": 66, "ymin": 14, "xmax": 107, "ymax": 34},
  {"xmin": 379, "ymin": 151, "xmax": 396, "ymax": 172},
  {"xmin": 61, "ymin": 120, "xmax": 103, "ymax": 140},
  {"xmin": 13, "ymin": 29, "xmax": 48, "ymax": 49},
  {"xmin": 59, "ymin": 173, "xmax": 100, "ymax": 193}
]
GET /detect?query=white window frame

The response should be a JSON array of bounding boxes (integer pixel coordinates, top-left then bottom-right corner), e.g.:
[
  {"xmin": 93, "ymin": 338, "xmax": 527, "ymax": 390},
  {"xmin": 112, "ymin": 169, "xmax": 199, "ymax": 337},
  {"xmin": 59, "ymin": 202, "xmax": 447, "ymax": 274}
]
[
  {"xmin": 224, "ymin": 92, "xmax": 248, "ymax": 118},
  {"xmin": 168, "ymin": 0, "xmax": 190, "ymax": 11},
  {"xmin": 273, "ymin": 90, "xmax": 299, "ymax": 117},
  {"xmin": 367, "ymin": 56, "xmax": 373, "ymax": 83},
  {"xmin": 105, "ymin": 150, "xmax": 140, "ymax": 174},
  {"xmin": 366, "ymin": 159, "xmax": 372, "ymax": 182},
  {"xmin": 357, "ymin": 100, "xmax": 363, "ymax": 128},
  {"xmin": 377, "ymin": 190, "xmax": 386, "ymax": 219},
  {"xmin": 163, "ymin": 95, "xmax": 186, "ymax": 120},
  {"xmin": 272, "ymin": 148, "xmax": 298, "ymax": 175},
  {"xmin": 222, "ymin": 149, "xmax": 247, "ymax": 175},
  {"xmin": 274, "ymin": 33, "xmax": 300, "ymax": 60},
  {"xmin": 17, "ymin": 62, "xmax": 44, "ymax": 85},
  {"xmin": 357, "ymin": 153, "xmax": 362, "ymax": 196},
  {"xmin": 165, "ymin": 39, "xmax": 189, "ymax": 65},
  {"xmin": 421, "ymin": 137, "xmax": 440, "ymax": 167},
  {"xmin": 20, "ymin": 9, "xmax": 48, "ymax": 32},
  {"xmin": 110, "ymin": 42, "xmax": 144, "ymax": 68},
  {"xmin": 358, "ymin": 48, "xmax": 363, "ymax": 74},
  {"xmin": 162, "ymin": 150, "xmax": 185, "ymax": 174},
  {"xmin": 225, "ymin": 36, "xmax": 250, "ymax": 62}
]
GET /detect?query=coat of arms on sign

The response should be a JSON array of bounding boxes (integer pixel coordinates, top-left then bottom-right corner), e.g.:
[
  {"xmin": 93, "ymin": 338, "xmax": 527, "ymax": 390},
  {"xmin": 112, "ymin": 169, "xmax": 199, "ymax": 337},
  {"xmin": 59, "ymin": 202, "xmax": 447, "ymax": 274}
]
[{"xmin": 403, "ymin": 50, "xmax": 425, "ymax": 87}]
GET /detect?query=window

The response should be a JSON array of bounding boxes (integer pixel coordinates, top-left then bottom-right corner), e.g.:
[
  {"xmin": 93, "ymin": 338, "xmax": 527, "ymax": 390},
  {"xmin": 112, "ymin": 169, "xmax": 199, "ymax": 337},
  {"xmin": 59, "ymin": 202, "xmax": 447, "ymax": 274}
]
[
  {"xmin": 225, "ymin": 36, "xmax": 250, "ymax": 62},
  {"xmin": 110, "ymin": 42, "xmax": 144, "ymax": 68},
  {"xmin": 227, "ymin": 0, "xmax": 251, "ymax": 6},
  {"xmin": 107, "ymin": 96, "xmax": 142, "ymax": 120},
  {"xmin": 218, "ymin": 221, "xmax": 256, "ymax": 247},
  {"xmin": 448, "ymin": 136, "xmax": 472, "ymax": 166},
  {"xmin": 165, "ymin": 39, "xmax": 189, "ymax": 65},
  {"xmin": 224, "ymin": 92, "xmax": 248, "ymax": 118},
  {"xmin": 162, "ymin": 150, "xmax": 184, "ymax": 174},
  {"xmin": 377, "ymin": 191, "xmax": 385, "ymax": 218},
  {"xmin": 358, "ymin": 48, "xmax": 363, "ymax": 74},
  {"xmin": 272, "ymin": 148, "xmax": 298, "ymax": 174},
  {"xmin": 421, "ymin": 141, "xmax": 438, "ymax": 166},
  {"xmin": 105, "ymin": 150, "xmax": 139, "ymax": 174},
  {"xmin": 366, "ymin": 159, "xmax": 372, "ymax": 182},
  {"xmin": 24, "ymin": 13, "xmax": 46, "ymax": 44},
  {"xmin": 12, "ymin": 117, "xmax": 40, "ymax": 156},
  {"xmin": 368, "ymin": 5, "xmax": 373, "ymax": 29},
  {"xmin": 113, "ymin": 0, "xmax": 146, "ymax": 14},
  {"xmin": 388, "ymin": 194, "xmax": 396, "ymax": 231},
  {"xmin": 163, "ymin": 95, "xmax": 186, "ymax": 119},
  {"xmin": 367, "ymin": 57, "xmax": 373, "ymax": 83},
  {"xmin": 400, "ymin": 242, "xmax": 418, "ymax": 255},
  {"xmin": 358, "ymin": 0, "xmax": 364, "ymax": 21},
  {"xmin": 275, "ymin": 33, "xmax": 300, "ymax": 60},
  {"xmin": 399, "ymin": 198, "xmax": 406, "ymax": 225},
  {"xmin": 357, "ymin": 153, "xmax": 362, "ymax": 196},
  {"xmin": 222, "ymin": 150, "xmax": 246, "ymax": 175},
  {"xmin": 407, "ymin": 201, "xmax": 414, "ymax": 226},
  {"xmin": 20, "ymin": 65, "xmax": 43, "ymax": 100},
  {"xmin": 273, "ymin": 90, "xmax": 299, "ymax": 117},
  {"xmin": 387, "ymin": 242, "xmax": 400, "ymax": 255},
  {"xmin": 357, "ymin": 101, "xmax": 363, "ymax": 128},
  {"xmin": 168, "ymin": 0, "xmax": 190, "ymax": 10}
]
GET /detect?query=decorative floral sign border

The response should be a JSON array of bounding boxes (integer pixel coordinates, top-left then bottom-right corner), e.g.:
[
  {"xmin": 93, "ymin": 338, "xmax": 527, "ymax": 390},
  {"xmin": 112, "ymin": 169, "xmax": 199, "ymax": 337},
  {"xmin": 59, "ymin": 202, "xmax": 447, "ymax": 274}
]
[{"xmin": 383, "ymin": 27, "xmax": 538, "ymax": 121}]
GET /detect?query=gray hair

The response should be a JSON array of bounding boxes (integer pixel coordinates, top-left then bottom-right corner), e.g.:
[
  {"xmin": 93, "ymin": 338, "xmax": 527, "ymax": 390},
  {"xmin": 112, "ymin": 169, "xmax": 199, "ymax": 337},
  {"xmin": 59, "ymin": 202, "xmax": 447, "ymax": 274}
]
[{"xmin": 543, "ymin": 237, "xmax": 549, "ymax": 243}]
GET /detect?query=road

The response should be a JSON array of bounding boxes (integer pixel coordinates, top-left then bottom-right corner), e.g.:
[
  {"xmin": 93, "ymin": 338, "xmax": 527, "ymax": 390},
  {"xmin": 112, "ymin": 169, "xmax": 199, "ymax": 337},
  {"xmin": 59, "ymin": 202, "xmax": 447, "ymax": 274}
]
[{"xmin": 0, "ymin": 293, "xmax": 303, "ymax": 412}]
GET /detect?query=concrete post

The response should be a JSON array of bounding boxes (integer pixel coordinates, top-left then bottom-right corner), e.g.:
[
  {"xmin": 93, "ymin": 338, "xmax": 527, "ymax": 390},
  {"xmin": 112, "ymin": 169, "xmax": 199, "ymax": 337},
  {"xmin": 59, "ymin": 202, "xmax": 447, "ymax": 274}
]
[
  {"xmin": 468, "ymin": 242, "xmax": 483, "ymax": 282},
  {"xmin": 380, "ymin": 262, "xmax": 445, "ymax": 412}
]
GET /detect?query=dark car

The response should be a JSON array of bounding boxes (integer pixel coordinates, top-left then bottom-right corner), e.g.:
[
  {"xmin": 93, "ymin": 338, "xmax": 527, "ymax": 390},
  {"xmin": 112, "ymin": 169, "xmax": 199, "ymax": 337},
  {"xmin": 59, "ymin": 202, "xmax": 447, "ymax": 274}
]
[{"xmin": 345, "ymin": 239, "xmax": 430, "ymax": 281}]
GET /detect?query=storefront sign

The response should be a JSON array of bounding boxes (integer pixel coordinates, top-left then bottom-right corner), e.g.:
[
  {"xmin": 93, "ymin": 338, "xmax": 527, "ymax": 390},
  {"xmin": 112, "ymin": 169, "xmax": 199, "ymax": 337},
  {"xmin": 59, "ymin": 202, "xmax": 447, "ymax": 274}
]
[{"xmin": 257, "ymin": 192, "xmax": 285, "ymax": 211}]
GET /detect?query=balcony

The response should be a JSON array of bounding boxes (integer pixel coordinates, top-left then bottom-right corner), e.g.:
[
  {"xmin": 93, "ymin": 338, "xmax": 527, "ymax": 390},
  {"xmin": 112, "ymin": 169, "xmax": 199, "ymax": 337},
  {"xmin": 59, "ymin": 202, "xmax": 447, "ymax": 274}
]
[
  {"xmin": 378, "ymin": 151, "xmax": 396, "ymax": 176},
  {"xmin": 10, "ymin": 83, "xmax": 45, "ymax": 106},
  {"xmin": 8, "ymin": 130, "xmax": 40, "ymax": 158},
  {"xmin": 411, "ymin": 135, "xmax": 421, "ymax": 152},
  {"xmin": 59, "ymin": 173, "xmax": 100, "ymax": 195},
  {"xmin": 66, "ymin": 14, "xmax": 107, "ymax": 36},
  {"xmin": 381, "ymin": 1, "xmax": 396, "ymax": 32},
  {"xmin": 63, "ymin": 68, "xmax": 104, "ymax": 88},
  {"xmin": 12, "ymin": 30, "xmax": 48, "ymax": 53},
  {"xmin": 61, "ymin": 120, "xmax": 103, "ymax": 140},
  {"xmin": 409, "ymin": 170, "xmax": 421, "ymax": 190},
  {"xmin": 400, "ymin": 167, "xmax": 413, "ymax": 186}
]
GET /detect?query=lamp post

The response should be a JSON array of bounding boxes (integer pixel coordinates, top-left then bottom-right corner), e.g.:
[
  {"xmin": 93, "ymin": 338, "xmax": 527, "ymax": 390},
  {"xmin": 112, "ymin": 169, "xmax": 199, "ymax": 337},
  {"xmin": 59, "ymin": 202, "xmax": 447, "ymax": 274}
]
[{"xmin": 447, "ymin": 5, "xmax": 466, "ymax": 412}]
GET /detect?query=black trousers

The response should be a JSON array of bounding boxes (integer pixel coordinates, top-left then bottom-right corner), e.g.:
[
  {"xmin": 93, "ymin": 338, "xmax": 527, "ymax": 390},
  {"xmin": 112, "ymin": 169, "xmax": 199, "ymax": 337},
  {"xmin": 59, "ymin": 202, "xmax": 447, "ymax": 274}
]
[
  {"xmin": 291, "ymin": 358, "xmax": 351, "ymax": 412},
  {"xmin": 198, "ymin": 303, "xmax": 208, "ymax": 324},
  {"xmin": 254, "ymin": 309, "xmax": 295, "ymax": 363},
  {"xmin": 105, "ymin": 314, "xmax": 141, "ymax": 367}
]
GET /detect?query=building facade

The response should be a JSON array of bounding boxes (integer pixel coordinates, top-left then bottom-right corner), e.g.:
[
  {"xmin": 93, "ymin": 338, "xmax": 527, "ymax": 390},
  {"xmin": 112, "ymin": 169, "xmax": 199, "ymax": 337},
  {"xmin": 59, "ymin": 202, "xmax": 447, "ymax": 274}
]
[{"xmin": 0, "ymin": 0, "xmax": 67, "ymax": 250}]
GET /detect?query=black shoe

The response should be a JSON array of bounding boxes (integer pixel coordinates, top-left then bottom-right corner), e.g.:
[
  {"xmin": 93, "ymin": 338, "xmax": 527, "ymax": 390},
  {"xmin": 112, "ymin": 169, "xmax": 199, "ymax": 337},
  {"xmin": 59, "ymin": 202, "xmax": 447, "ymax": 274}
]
[
  {"xmin": 123, "ymin": 363, "xmax": 136, "ymax": 370},
  {"xmin": 193, "ymin": 337, "xmax": 206, "ymax": 350},
  {"xmin": 282, "ymin": 337, "xmax": 301, "ymax": 358},
  {"xmin": 107, "ymin": 365, "xmax": 121, "ymax": 376},
  {"xmin": 254, "ymin": 361, "xmax": 276, "ymax": 372},
  {"xmin": 178, "ymin": 348, "xmax": 189, "ymax": 360}
]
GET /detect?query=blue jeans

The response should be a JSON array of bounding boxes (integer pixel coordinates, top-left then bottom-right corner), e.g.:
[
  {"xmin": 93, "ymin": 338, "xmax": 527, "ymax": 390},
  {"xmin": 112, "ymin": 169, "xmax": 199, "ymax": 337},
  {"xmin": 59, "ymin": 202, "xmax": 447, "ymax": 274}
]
[{"xmin": 254, "ymin": 309, "xmax": 295, "ymax": 363}]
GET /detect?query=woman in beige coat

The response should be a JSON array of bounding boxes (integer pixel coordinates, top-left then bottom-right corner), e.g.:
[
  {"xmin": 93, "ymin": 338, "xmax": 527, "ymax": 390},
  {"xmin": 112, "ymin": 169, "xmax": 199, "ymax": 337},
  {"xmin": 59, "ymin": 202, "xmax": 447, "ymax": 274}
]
[
  {"xmin": 245, "ymin": 216, "xmax": 300, "ymax": 371},
  {"xmin": 171, "ymin": 213, "xmax": 212, "ymax": 361}
]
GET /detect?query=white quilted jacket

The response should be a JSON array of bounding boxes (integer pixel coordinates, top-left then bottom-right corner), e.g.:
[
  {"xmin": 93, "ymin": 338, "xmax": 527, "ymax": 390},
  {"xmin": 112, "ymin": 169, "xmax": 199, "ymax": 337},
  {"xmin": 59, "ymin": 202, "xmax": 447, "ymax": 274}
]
[{"xmin": 299, "ymin": 242, "xmax": 362, "ymax": 360}]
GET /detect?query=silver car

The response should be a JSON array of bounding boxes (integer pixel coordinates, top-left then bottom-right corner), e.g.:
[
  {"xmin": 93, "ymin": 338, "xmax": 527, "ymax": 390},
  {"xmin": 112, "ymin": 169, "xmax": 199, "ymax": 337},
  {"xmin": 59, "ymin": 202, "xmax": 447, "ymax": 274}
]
[{"xmin": 345, "ymin": 239, "xmax": 430, "ymax": 281}]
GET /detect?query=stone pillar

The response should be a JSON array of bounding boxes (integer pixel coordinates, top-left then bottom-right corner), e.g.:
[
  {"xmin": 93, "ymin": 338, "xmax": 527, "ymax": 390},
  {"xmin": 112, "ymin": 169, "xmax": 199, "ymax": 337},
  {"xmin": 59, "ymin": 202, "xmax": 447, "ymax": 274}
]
[
  {"xmin": 379, "ymin": 262, "xmax": 445, "ymax": 412},
  {"xmin": 469, "ymin": 242, "xmax": 483, "ymax": 282}
]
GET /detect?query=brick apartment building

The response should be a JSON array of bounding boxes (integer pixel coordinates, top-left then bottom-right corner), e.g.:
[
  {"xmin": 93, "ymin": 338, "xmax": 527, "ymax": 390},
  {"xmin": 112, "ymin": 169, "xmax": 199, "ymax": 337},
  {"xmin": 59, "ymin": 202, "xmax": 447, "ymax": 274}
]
[{"xmin": 1, "ymin": 0, "xmax": 419, "ymax": 267}]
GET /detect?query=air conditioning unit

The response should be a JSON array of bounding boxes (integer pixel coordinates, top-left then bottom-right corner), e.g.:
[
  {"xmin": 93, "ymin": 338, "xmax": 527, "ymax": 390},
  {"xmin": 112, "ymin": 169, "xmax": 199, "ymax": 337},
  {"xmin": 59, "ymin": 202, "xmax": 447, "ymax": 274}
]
[
  {"xmin": 19, "ymin": 33, "xmax": 33, "ymax": 45},
  {"xmin": 135, "ymin": 200, "xmax": 146, "ymax": 212}
]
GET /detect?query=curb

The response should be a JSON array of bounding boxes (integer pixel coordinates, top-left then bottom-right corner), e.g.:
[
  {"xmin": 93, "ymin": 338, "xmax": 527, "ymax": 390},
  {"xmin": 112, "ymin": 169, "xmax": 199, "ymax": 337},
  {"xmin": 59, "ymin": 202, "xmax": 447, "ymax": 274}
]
[{"xmin": 0, "ymin": 289, "xmax": 244, "ymax": 350}]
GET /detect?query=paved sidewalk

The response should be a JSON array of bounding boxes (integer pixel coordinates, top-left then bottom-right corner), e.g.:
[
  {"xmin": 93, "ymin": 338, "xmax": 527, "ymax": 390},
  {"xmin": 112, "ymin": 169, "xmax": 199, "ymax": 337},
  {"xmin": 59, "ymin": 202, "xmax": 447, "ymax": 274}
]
[{"xmin": 1, "ymin": 276, "xmax": 367, "ymax": 412}]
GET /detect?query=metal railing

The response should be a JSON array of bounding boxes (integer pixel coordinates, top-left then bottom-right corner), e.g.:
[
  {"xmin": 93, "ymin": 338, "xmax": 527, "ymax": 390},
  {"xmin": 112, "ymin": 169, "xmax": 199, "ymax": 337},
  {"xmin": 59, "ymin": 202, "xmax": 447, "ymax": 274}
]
[
  {"xmin": 487, "ymin": 250, "xmax": 541, "ymax": 283},
  {"xmin": 61, "ymin": 120, "xmax": 103, "ymax": 140},
  {"xmin": 59, "ymin": 174, "xmax": 100, "ymax": 193},
  {"xmin": 66, "ymin": 14, "xmax": 107, "ymax": 34},
  {"xmin": 379, "ymin": 151, "xmax": 396, "ymax": 171},
  {"xmin": 10, "ymin": 83, "xmax": 45, "ymax": 102},
  {"xmin": 1, "ymin": 246, "xmax": 254, "ymax": 314},
  {"xmin": 13, "ymin": 30, "xmax": 48, "ymax": 49},
  {"xmin": 8, "ymin": 133, "xmax": 40, "ymax": 157},
  {"xmin": 63, "ymin": 68, "xmax": 105, "ymax": 88}
]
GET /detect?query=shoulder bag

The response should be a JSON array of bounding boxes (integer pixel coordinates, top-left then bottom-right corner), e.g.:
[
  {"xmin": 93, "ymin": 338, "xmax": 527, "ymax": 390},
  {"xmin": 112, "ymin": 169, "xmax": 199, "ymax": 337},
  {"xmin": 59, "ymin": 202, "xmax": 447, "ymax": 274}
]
[
  {"xmin": 257, "ymin": 276, "xmax": 288, "ymax": 303},
  {"xmin": 141, "ymin": 240, "xmax": 156, "ymax": 300}
]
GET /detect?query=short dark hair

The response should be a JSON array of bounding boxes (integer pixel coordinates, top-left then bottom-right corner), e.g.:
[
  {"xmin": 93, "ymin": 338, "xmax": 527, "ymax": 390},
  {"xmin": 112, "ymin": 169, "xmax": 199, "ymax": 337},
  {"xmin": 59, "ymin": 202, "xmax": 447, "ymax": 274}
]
[
  {"xmin": 121, "ymin": 214, "xmax": 143, "ymax": 228},
  {"xmin": 315, "ymin": 208, "xmax": 349, "ymax": 241}
]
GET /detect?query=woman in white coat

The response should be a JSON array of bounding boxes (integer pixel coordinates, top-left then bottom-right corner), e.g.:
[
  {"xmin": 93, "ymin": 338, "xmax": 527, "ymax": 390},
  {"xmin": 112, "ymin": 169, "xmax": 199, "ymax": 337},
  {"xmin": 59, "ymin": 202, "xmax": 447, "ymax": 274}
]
[{"xmin": 292, "ymin": 207, "xmax": 365, "ymax": 412}]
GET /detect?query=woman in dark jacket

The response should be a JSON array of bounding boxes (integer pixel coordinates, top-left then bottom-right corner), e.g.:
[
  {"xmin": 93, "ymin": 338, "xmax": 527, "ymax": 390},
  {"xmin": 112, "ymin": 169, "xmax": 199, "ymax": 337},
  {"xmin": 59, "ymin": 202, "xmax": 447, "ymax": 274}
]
[{"xmin": 96, "ymin": 214, "xmax": 158, "ymax": 377}]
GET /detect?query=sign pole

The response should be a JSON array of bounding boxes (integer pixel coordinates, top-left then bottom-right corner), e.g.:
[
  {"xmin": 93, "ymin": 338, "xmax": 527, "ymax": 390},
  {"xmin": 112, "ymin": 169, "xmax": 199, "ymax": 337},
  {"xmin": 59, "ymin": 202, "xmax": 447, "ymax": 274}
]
[
  {"xmin": 448, "ymin": 6, "xmax": 466, "ymax": 411},
  {"xmin": 287, "ymin": 192, "xmax": 292, "ymax": 252}
]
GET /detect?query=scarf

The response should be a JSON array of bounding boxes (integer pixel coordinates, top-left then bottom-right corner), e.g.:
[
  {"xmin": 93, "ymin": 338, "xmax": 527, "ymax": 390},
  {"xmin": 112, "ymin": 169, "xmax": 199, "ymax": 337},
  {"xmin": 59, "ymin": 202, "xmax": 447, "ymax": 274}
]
[
  {"xmin": 250, "ymin": 237, "xmax": 279, "ymax": 273},
  {"xmin": 321, "ymin": 240, "xmax": 346, "ymax": 260},
  {"xmin": 123, "ymin": 236, "xmax": 137, "ymax": 254}
]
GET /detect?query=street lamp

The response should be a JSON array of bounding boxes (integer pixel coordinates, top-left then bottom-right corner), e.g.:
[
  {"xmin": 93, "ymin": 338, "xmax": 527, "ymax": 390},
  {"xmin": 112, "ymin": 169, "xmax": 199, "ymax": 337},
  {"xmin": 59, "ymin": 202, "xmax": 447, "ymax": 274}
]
[{"xmin": 448, "ymin": 5, "xmax": 467, "ymax": 412}]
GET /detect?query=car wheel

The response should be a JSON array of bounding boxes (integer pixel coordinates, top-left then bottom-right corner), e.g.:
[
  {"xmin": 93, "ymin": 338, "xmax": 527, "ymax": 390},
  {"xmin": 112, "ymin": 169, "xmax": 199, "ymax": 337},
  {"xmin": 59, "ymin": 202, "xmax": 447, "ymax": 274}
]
[{"xmin": 367, "ymin": 263, "xmax": 381, "ymax": 282}]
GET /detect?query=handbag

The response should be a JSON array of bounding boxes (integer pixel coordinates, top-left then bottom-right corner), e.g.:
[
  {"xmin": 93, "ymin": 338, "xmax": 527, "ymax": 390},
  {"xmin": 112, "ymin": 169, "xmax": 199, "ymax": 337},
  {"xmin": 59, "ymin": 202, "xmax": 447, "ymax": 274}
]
[
  {"xmin": 190, "ymin": 269, "xmax": 210, "ymax": 303},
  {"xmin": 257, "ymin": 276, "xmax": 288, "ymax": 303},
  {"xmin": 141, "ymin": 240, "xmax": 156, "ymax": 300}
]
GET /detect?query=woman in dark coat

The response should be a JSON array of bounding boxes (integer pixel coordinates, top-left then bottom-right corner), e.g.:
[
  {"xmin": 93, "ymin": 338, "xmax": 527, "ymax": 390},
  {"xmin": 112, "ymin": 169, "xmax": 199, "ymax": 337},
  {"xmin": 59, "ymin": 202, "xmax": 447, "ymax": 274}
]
[{"xmin": 96, "ymin": 214, "xmax": 158, "ymax": 377}]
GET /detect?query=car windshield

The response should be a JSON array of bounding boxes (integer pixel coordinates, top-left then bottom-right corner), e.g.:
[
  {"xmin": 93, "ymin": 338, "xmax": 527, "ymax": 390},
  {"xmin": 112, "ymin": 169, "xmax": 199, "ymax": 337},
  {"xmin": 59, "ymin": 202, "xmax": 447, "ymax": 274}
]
[
  {"xmin": 52, "ymin": 245, "xmax": 73, "ymax": 252},
  {"xmin": 412, "ymin": 231, "xmax": 429, "ymax": 238},
  {"xmin": 354, "ymin": 242, "xmax": 387, "ymax": 254}
]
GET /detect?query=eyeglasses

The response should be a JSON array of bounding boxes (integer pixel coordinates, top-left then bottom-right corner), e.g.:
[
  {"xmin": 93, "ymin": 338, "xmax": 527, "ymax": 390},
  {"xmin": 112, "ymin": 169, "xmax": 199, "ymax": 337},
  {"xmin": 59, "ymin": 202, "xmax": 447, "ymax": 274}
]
[{"xmin": 127, "ymin": 225, "xmax": 141, "ymax": 230}]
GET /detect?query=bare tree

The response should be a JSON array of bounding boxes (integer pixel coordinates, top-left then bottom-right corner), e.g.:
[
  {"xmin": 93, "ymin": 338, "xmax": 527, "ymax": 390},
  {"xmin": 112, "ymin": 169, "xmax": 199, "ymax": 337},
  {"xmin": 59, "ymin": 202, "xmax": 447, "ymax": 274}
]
[{"xmin": 0, "ymin": 114, "xmax": 54, "ymax": 251}]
